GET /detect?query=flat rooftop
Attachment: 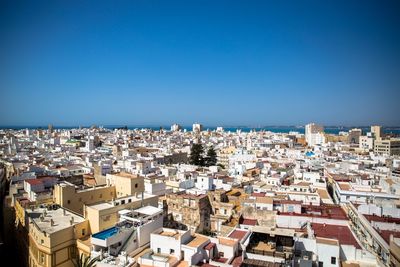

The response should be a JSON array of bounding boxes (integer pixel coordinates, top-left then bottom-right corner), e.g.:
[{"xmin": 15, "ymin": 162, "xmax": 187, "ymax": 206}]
[
  {"xmin": 317, "ymin": 188, "xmax": 331, "ymax": 200},
  {"xmin": 113, "ymin": 172, "xmax": 141, "ymax": 179},
  {"xmin": 134, "ymin": 205, "xmax": 162, "ymax": 216},
  {"xmin": 312, "ymin": 223, "xmax": 361, "ymax": 249},
  {"xmin": 363, "ymin": 214, "xmax": 400, "ymax": 224},
  {"xmin": 185, "ymin": 234, "xmax": 209, "ymax": 248},
  {"xmin": 158, "ymin": 230, "xmax": 182, "ymax": 239},
  {"xmin": 280, "ymin": 204, "xmax": 347, "ymax": 220},
  {"xmin": 376, "ymin": 229, "xmax": 400, "ymax": 244},
  {"xmin": 218, "ymin": 237, "xmax": 237, "ymax": 247},
  {"xmin": 252, "ymin": 226, "xmax": 296, "ymax": 237},
  {"xmin": 27, "ymin": 207, "xmax": 84, "ymax": 234},
  {"xmin": 239, "ymin": 217, "xmax": 257, "ymax": 226},
  {"xmin": 228, "ymin": 229, "xmax": 248, "ymax": 241},
  {"xmin": 87, "ymin": 192, "xmax": 156, "ymax": 210},
  {"xmin": 316, "ymin": 237, "xmax": 339, "ymax": 246}
]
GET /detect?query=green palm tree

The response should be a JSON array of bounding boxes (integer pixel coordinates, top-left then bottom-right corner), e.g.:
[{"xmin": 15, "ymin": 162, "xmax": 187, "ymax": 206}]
[{"xmin": 73, "ymin": 254, "xmax": 99, "ymax": 267}]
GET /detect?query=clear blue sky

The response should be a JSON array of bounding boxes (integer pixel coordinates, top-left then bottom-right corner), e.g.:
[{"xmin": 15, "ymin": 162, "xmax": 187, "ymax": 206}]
[{"xmin": 1, "ymin": 0, "xmax": 399, "ymax": 126}]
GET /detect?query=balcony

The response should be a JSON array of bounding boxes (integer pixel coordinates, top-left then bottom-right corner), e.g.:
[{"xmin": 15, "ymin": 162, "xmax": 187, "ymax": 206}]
[{"xmin": 91, "ymin": 221, "xmax": 135, "ymax": 253}]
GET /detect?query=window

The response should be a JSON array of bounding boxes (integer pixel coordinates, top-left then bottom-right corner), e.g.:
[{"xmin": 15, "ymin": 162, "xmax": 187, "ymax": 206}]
[
  {"xmin": 121, "ymin": 200, "xmax": 125, "ymax": 205},
  {"xmin": 67, "ymin": 200, "xmax": 71, "ymax": 204},
  {"xmin": 170, "ymin": 249, "xmax": 175, "ymax": 254},
  {"xmin": 40, "ymin": 252, "xmax": 45, "ymax": 264},
  {"xmin": 135, "ymin": 183, "xmax": 138, "ymax": 188},
  {"xmin": 82, "ymin": 229, "xmax": 85, "ymax": 236},
  {"xmin": 100, "ymin": 194, "xmax": 102, "ymax": 198},
  {"xmin": 128, "ymin": 199, "xmax": 132, "ymax": 203},
  {"xmin": 157, "ymin": 248, "xmax": 161, "ymax": 253},
  {"xmin": 331, "ymin": 257, "xmax": 336, "ymax": 264}
]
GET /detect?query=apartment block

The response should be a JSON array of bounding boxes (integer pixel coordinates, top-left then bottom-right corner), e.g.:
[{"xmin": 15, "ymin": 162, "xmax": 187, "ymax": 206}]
[
  {"xmin": 53, "ymin": 182, "xmax": 116, "ymax": 215},
  {"xmin": 374, "ymin": 138, "xmax": 400, "ymax": 156}
]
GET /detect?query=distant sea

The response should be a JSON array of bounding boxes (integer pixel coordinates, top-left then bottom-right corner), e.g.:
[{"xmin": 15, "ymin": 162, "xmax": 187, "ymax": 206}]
[{"xmin": 1, "ymin": 125, "xmax": 400, "ymax": 135}]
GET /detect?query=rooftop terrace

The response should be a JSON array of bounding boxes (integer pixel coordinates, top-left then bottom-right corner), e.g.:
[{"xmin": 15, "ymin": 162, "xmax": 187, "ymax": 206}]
[{"xmin": 27, "ymin": 206, "xmax": 84, "ymax": 234}]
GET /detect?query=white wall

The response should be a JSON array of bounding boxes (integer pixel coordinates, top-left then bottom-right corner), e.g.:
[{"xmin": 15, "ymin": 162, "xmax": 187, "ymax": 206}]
[
  {"xmin": 340, "ymin": 245, "xmax": 377, "ymax": 265},
  {"xmin": 317, "ymin": 243, "xmax": 339, "ymax": 267},
  {"xmin": 145, "ymin": 182, "xmax": 166, "ymax": 196},
  {"xmin": 276, "ymin": 215, "xmax": 348, "ymax": 228},
  {"xmin": 150, "ymin": 233, "xmax": 181, "ymax": 258},
  {"xmin": 137, "ymin": 216, "xmax": 163, "ymax": 247}
]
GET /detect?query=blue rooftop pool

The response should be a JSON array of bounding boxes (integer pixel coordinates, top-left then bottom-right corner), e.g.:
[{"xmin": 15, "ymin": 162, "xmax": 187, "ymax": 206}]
[{"xmin": 92, "ymin": 227, "xmax": 118, "ymax": 240}]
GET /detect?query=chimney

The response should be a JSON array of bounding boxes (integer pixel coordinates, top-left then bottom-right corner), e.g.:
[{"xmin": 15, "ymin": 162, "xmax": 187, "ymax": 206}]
[
  {"xmin": 50, "ymin": 219, "xmax": 54, "ymax": 226},
  {"xmin": 70, "ymin": 217, "xmax": 74, "ymax": 225},
  {"xmin": 63, "ymin": 209, "xmax": 66, "ymax": 216},
  {"xmin": 40, "ymin": 214, "xmax": 44, "ymax": 222}
]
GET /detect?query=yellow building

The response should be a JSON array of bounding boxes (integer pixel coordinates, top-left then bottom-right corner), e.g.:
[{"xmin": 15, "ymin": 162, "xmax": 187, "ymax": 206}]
[
  {"xmin": 371, "ymin": 125, "xmax": 383, "ymax": 140},
  {"xmin": 53, "ymin": 182, "xmax": 116, "ymax": 215},
  {"xmin": 217, "ymin": 146, "xmax": 236, "ymax": 169},
  {"xmin": 85, "ymin": 193, "xmax": 159, "ymax": 233},
  {"xmin": 390, "ymin": 236, "xmax": 400, "ymax": 267},
  {"xmin": 374, "ymin": 138, "xmax": 400, "ymax": 156},
  {"xmin": 15, "ymin": 197, "xmax": 32, "ymax": 266},
  {"xmin": 17, "ymin": 201, "xmax": 90, "ymax": 267},
  {"xmin": 106, "ymin": 172, "xmax": 144, "ymax": 198},
  {"xmin": 324, "ymin": 134, "xmax": 348, "ymax": 143}
]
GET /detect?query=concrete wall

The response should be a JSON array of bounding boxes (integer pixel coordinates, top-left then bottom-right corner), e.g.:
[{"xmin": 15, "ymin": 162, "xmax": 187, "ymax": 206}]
[
  {"xmin": 86, "ymin": 195, "xmax": 159, "ymax": 233},
  {"xmin": 137, "ymin": 215, "xmax": 163, "ymax": 247},
  {"xmin": 54, "ymin": 184, "xmax": 115, "ymax": 215},
  {"xmin": 107, "ymin": 174, "xmax": 144, "ymax": 198}
]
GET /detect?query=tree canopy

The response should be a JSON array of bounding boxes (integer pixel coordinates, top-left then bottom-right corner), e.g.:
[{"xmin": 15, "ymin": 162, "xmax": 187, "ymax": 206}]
[
  {"xmin": 73, "ymin": 254, "xmax": 98, "ymax": 267},
  {"xmin": 189, "ymin": 144, "xmax": 217, "ymax": 167},
  {"xmin": 189, "ymin": 143, "xmax": 205, "ymax": 166},
  {"xmin": 205, "ymin": 146, "xmax": 217, "ymax": 166}
]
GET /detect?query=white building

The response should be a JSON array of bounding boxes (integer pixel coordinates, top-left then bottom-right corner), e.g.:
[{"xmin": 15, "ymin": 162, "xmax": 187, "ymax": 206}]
[
  {"xmin": 305, "ymin": 123, "xmax": 325, "ymax": 146},
  {"xmin": 171, "ymin": 124, "xmax": 182, "ymax": 132},
  {"xmin": 91, "ymin": 206, "xmax": 163, "ymax": 260},
  {"xmin": 139, "ymin": 228, "xmax": 210, "ymax": 267},
  {"xmin": 195, "ymin": 174, "xmax": 214, "ymax": 191},
  {"xmin": 192, "ymin": 123, "xmax": 203, "ymax": 133},
  {"xmin": 359, "ymin": 133, "xmax": 375, "ymax": 150}
]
